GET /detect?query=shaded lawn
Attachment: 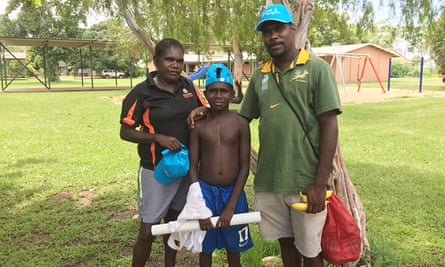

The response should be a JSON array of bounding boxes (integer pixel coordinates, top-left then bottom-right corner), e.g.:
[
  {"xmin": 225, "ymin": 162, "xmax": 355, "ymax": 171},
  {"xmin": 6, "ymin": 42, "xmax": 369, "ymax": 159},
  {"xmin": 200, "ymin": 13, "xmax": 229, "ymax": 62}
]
[{"xmin": 0, "ymin": 90, "xmax": 444, "ymax": 266}]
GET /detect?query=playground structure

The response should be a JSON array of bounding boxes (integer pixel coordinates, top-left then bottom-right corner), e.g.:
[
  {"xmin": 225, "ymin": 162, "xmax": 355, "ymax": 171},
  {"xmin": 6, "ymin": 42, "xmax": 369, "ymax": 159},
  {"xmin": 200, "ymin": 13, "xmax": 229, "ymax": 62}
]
[
  {"xmin": 319, "ymin": 52, "xmax": 387, "ymax": 96},
  {"xmin": 312, "ymin": 44, "xmax": 395, "ymax": 96},
  {"xmin": 0, "ymin": 37, "xmax": 119, "ymax": 91},
  {"xmin": 2, "ymin": 38, "xmax": 429, "ymax": 95},
  {"xmin": 189, "ymin": 65, "xmax": 210, "ymax": 80},
  {"xmin": 1, "ymin": 37, "xmax": 256, "ymax": 93}
]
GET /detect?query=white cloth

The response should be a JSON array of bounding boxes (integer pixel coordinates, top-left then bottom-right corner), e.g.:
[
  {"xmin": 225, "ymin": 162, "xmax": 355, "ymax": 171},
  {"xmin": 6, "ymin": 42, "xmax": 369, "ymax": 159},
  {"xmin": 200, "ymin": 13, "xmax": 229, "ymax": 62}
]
[{"xmin": 167, "ymin": 182, "xmax": 212, "ymax": 253}]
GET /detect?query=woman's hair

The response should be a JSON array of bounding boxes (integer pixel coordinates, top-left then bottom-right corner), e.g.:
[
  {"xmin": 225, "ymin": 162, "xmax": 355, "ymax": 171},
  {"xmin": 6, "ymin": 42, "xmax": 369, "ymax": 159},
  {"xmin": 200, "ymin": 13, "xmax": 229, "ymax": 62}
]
[{"xmin": 154, "ymin": 38, "xmax": 184, "ymax": 63}]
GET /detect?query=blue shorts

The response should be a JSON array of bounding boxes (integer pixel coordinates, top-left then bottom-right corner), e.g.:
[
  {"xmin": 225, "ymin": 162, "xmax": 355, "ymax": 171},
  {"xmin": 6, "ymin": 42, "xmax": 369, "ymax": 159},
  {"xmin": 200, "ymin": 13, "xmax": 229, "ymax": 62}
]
[{"xmin": 199, "ymin": 180, "xmax": 253, "ymax": 254}]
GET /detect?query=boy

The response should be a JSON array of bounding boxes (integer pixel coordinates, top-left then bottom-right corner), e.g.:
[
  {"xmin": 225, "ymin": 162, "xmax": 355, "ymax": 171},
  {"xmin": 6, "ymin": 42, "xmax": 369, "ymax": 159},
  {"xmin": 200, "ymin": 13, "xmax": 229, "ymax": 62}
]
[{"xmin": 189, "ymin": 64, "xmax": 253, "ymax": 267}]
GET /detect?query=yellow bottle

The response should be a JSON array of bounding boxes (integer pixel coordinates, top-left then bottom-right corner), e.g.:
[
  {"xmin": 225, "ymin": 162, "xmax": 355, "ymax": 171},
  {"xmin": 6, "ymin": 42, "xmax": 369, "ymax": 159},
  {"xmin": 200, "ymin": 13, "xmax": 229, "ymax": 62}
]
[{"xmin": 291, "ymin": 190, "xmax": 333, "ymax": 211}]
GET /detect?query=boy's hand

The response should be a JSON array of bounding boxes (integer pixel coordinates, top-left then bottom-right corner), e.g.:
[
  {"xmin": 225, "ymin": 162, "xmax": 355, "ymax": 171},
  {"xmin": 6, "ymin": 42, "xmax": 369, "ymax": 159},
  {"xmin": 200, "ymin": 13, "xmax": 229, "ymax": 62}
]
[
  {"xmin": 199, "ymin": 218, "xmax": 214, "ymax": 231},
  {"xmin": 216, "ymin": 208, "xmax": 234, "ymax": 228}
]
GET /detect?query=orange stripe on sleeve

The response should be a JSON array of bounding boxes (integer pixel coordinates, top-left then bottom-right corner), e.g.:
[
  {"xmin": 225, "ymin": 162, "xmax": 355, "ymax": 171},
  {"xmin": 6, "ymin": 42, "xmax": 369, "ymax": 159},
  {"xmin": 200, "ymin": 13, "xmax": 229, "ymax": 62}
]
[
  {"xmin": 193, "ymin": 85, "xmax": 210, "ymax": 107},
  {"xmin": 122, "ymin": 101, "xmax": 138, "ymax": 127}
]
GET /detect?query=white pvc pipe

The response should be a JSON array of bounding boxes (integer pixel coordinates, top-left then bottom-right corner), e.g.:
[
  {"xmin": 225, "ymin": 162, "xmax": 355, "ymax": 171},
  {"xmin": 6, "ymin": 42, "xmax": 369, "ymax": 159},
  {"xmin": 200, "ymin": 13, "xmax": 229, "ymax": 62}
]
[{"xmin": 151, "ymin": 211, "xmax": 261, "ymax": 236}]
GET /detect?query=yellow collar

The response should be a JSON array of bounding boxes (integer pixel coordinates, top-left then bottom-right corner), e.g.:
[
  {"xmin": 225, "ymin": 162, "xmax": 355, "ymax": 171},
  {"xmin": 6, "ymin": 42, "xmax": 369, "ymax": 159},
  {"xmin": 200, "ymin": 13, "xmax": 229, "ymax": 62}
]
[{"xmin": 261, "ymin": 48, "xmax": 311, "ymax": 74}]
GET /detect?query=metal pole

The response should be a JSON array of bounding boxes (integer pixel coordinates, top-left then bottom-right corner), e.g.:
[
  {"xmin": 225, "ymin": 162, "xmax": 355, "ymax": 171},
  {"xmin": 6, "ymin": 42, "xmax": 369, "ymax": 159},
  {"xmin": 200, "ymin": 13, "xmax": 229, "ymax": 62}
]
[
  {"xmin": 0, "ymin": 44, "xmax": 4, "ymax": 91},
  {"xmin": 114, "ymin": 67, "xmax": 117, "ymax": 87},
  {"xmin": 89, "ymin": 45, "xmax": 94, "ymax": 89},
  {"xmin": 387, "ymin": 58, "xmax": 392, "ymax": 92},
  {"xmin": 419, "ymin": 56, "xmax": 424, "ymax": 93},
  {"xmin": 79, "ymin": 49, "xmax": 84, "ymax": 87},
  {"xmin": 367, "ymin": 57, "xmax": 386, "ymax": 93},
  {"xmin": 43, "ymin": 44, "xmax": 50, "ymax": 89}
]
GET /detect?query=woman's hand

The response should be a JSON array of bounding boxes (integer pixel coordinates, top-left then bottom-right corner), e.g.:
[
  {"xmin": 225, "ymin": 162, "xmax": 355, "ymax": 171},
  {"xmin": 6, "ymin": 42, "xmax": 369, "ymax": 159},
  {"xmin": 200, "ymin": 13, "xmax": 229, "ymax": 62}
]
[
  {"xmin": 187, "ymin": 106, "xmax": 209, "ymax": 129},
  {"xmin": 155, "ymin": 134, "xmax": 182, "ymax": 151}
]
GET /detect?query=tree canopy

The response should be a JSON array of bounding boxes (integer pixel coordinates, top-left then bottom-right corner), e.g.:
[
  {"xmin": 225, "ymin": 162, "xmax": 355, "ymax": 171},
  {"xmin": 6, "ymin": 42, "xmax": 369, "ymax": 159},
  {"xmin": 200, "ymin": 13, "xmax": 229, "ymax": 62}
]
[
  {"xmin": 1, "ymin": 0, "xmax": 443, "ymax": 77},
  {"xmin": 431, "ymin": 9, "xmax": 445, "ymax": 75}
]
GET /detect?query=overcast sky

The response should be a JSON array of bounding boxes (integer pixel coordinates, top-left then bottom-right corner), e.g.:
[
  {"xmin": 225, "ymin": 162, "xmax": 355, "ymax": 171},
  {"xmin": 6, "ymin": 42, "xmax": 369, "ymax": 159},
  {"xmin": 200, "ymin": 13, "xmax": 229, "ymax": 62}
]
[{"xmin": 0, "ymin": 1, "xmax": 7, "ymax": 15}]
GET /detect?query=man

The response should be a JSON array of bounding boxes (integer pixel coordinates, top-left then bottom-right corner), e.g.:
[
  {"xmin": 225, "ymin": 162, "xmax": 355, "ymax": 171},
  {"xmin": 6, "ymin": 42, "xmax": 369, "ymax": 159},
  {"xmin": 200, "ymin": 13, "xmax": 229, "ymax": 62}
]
[{"xmin": 238, "ymin": 4, "xmax": 342, "ymax": 267}]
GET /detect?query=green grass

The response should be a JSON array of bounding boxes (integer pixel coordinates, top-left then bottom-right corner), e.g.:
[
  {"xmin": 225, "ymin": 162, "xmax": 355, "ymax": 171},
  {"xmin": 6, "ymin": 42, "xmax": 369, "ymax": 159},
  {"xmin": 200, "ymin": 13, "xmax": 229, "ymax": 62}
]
[
  {"xmin": 1, "ymin": 88, "xmax": 444, "ymax": 266},
  {"xmin": 338, "ymin": 98, "xmax": 445, "ymax": 266}
]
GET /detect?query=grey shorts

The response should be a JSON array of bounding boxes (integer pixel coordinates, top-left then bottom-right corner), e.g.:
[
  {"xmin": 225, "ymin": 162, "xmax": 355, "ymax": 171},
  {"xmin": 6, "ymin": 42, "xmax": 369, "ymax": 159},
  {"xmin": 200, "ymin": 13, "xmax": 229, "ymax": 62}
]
[
  {"xmin": 137, "ymin": 167, "xmax": 189, "ymax": 223},
  {"xmin": 254, "ymin": 191, "xmax": 327, "ymax": 258}
]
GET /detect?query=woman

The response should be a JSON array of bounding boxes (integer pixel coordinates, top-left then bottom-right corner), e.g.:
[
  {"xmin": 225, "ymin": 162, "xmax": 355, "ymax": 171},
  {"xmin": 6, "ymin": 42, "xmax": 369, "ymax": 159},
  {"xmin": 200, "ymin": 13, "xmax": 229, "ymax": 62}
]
[{"xmin": 119, "ymin": 38, "xmax": 208, "ymax": 267}]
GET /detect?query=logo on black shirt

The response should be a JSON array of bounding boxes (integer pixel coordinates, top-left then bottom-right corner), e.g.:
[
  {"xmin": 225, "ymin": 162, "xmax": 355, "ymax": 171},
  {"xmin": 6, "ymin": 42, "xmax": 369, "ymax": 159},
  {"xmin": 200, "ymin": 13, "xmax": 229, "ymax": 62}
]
[{"xmin": 182, "ymin": 88, "xmax": 193, "ymax": 98}]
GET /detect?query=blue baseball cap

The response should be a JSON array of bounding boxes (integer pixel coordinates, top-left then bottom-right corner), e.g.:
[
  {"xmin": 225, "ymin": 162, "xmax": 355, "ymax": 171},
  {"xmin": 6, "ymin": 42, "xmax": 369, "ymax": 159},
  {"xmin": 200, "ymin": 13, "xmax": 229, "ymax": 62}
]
[
  {"xmin": 205, "ymin": 64, "xmax": 233, "ymax": 88},
  {"xmin": 154, "ymin": 146, "xmax": 189, "ymax": 185},
  {"xmin": 255, "ymin": 4, "xmax": 294, "ymax": 31}
]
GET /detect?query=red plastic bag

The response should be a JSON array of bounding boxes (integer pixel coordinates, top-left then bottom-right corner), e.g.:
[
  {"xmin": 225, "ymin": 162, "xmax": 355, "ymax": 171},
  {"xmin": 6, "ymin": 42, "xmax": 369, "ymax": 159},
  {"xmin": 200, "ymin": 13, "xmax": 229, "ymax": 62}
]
[{"xmin": 321, "ymin": 194, "xmax": 361, "ymax": 264}]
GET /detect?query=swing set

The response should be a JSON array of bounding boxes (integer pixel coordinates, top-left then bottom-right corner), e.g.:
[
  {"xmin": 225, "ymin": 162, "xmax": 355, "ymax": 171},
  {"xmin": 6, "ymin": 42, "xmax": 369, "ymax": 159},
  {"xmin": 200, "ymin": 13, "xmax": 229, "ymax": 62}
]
[{"xmin": 321, "ymin": 52, "xmax": 387, "ymax": 96}]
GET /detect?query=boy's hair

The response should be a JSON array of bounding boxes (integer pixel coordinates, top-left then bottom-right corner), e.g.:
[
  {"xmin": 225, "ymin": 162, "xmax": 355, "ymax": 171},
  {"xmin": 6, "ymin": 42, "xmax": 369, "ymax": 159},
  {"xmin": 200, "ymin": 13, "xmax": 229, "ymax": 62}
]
[{"xmin": 205, "ymin": 64, "xmax": 233, "ymax": 88}]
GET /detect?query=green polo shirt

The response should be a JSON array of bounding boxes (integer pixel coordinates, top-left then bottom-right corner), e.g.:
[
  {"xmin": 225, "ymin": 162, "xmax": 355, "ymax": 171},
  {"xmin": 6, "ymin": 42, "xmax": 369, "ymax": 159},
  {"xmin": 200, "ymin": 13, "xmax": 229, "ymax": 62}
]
[{"xmin": 239, "ymin": 49, "xmax": 342, "ymax": 194}]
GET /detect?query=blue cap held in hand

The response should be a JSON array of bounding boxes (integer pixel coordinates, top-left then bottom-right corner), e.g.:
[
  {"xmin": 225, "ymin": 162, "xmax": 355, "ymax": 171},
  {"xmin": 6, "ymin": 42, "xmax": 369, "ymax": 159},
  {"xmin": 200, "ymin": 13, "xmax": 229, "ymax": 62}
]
[
  {"xmin": 154, "ymin": 145, "xmax": 189, "ymax": 185},
  {"xmin": 205, "ymin": 64, "xmax": 233, "ymax": 88},
  {"xmin": 255, "ymin": 4, "xmax": 294, "ymax": 31}
]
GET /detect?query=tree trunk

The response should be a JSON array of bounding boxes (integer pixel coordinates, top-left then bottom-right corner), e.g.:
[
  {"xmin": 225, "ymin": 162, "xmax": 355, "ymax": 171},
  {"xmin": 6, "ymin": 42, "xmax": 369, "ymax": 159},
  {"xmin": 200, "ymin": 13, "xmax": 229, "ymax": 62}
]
[
  {"xmin": 232, "ymin": 37, "xmax": 243, "ymax": 80},
  {"xmin": 231, "ymin": 35, "xmax": 244, "ymax": 104},
  {"xmin": 119, "ymin": 5, "xmax": 193, "ymax": 80},
  {"xmin": 329, "ymin": 144, "xmax": 371, "ymax": 266},
  {"xmin": 250, "ymin": 145, "xmax": 371, "ymax": 266},
  {"xmin": 285, "ymin": 0, "xmax": 314, "ymax": 49},
  {"xmin": 118, "ymin": 4, "xmax": 156, "ymax": 55}
]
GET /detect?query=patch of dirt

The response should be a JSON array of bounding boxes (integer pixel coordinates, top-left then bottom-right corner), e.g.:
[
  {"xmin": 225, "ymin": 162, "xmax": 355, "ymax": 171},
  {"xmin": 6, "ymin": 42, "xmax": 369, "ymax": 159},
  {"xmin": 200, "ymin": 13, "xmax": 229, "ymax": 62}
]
[
  {"xmin": 122, "ymin": 245, "xmax": 133, "ymax": 257},
  {"xmin": 77, "ymin": 190, "xmax": 95, "ymax": 207},
  {"xmin": 111, "ymin": 95, "xmax": 125, "ymax": 105},
  {"xmin": 51, "ymin": 189, "xmax": 95, "ymax": 207},
  {"xmin": 51, "ymin": 191, "xmax": 76, "ymax": 201},
  {"xmin": 339, "ymin": 87, "xmax": 445, "ymax": 104},
  {"xmin": 100, "ymin": 95, "xmax": 125, "ymax": 105},
  {"xmin": 109, "ymin": 88, "xmax": 445, "ymax": 107},
  {"xmin": 111, "ymin": 209, "xmax": 138, "ymax": 220},
  {"xmin": 150, "ymin": 249, "xmax": 200, "ymax": 267}
]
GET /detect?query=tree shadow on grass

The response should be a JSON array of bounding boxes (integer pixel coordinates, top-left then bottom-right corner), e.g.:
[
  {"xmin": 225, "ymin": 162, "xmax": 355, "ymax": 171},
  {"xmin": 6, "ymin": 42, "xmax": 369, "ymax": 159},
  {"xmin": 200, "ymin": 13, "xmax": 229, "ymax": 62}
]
[
  {"xmin": 1, "ymin": 179, "xmax": 201, "ymax": 266},
  {"xmin": 5, "ymin": 157, "xmax": 56, "ymax": 169},
  {"xmin": 0, "ymin": 157, "xmax": 58, "ymax": 181},
  {"xmin": 0, "ymin": 170, "xmax": 23, "ymax": 180},
  {"xmin": 4, "ymin": 154, "xmax": 442, "ymax": 266}
]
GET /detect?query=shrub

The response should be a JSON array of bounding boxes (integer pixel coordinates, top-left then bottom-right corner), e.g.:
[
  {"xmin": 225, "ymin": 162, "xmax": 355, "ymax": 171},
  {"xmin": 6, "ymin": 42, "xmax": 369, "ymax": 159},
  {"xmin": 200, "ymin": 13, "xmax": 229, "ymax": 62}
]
[{"xmin": 391, "ymin": 63, "xmax": 412, "ymax": 77}]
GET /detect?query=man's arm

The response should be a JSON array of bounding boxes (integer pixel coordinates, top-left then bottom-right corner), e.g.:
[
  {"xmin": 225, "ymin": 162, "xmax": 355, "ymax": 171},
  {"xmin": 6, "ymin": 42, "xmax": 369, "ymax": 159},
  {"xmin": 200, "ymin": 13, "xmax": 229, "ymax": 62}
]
[{"xmin": 306, "ymin": 110, "xmax": 339, "ymax": 213}]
